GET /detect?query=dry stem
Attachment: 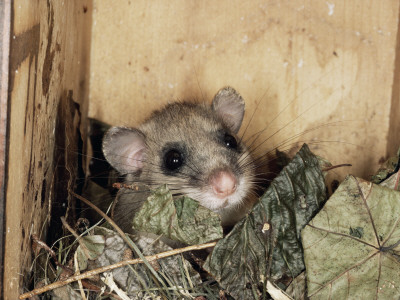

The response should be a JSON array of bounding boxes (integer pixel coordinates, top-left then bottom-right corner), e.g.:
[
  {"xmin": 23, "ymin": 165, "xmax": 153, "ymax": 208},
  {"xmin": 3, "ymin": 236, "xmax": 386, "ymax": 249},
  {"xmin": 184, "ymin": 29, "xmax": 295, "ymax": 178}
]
[
  {"xmin": 19, "ymin": 241, "xmax": 216, "ymax": 299},
  {"xmin": 69, "ymin": 191, "xmax": 136, "ymax": 251},
  {"xmin": 322, "ymin": 163, "xmax": 352, "ymax": 172}
]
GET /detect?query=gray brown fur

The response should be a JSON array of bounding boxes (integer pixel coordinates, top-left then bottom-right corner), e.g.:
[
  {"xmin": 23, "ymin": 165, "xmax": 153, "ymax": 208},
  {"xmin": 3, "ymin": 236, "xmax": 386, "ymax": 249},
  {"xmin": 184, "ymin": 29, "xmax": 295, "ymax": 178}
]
[{"xmin": 103, "ymin": 87, "xmax": 257, "ymax": 232}]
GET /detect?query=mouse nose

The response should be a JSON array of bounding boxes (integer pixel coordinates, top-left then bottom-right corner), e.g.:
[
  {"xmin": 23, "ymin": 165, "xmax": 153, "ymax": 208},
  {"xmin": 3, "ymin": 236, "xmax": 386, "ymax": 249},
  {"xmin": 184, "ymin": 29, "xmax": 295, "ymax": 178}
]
[{"xmin": 209, "ymin": 169, "xmax": 237, "ymax": 199}]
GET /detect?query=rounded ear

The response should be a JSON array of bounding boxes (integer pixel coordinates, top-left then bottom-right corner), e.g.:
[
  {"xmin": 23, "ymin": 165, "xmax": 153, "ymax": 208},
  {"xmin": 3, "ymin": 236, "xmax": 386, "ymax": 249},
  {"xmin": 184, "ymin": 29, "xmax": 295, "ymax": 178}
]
[
  {"xmin": 102, "ymin": 127, "xmax": 147, "ymax": 174},
  {"xmin": 212, "ymin": 86, "xmax": 245, "ymax": 133}
]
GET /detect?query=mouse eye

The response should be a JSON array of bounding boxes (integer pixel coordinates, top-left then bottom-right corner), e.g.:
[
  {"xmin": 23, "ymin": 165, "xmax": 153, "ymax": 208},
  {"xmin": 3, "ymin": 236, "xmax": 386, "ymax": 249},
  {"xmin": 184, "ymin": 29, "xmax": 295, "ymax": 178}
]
[
  {"xmin": 224, "ymin": 133, "xmax": 238, "ymax": 149},
  {"xmin": 164, "ymin": 149, "xmax": 184, "ymax": 171}
]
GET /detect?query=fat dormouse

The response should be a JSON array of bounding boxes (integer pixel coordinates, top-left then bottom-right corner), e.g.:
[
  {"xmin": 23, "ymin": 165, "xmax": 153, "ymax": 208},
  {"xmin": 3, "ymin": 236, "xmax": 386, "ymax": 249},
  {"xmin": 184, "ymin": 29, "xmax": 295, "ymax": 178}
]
[{"xmin": 102, "ymin": 87, "xmax": 258, "ymax": 231}]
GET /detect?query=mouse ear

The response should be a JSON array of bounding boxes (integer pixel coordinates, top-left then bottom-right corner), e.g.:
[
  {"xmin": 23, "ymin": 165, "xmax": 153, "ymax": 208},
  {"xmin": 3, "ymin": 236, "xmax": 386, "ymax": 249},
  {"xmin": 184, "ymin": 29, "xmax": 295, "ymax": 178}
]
[
  {"xmin": 102, "ymin": 127, "xmax": 147, "ymax": 174},
  {"xmin": 212, "ymin": 86, "xmax": 245, "ymax": 133}
]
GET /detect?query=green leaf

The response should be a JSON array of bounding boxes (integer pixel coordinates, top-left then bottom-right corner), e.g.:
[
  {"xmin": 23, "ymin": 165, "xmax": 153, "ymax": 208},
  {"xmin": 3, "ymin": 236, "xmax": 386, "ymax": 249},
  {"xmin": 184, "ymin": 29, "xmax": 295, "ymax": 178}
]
[
  {"xmin": 349, "ymin": 226, "xmax": 364, "ymax": 238},
  {"xmin": 76, "ymin": 235, "xmax": 106, "ymax": 270},
  {"xmin": 371, "ymin": 147, "xmax": 400, "ymax": 184},
  {"xmin": 285, "ymin": 272, "xmax": 307, "ymax": 300},
  {"xmin": 380, "ymin": 170, "xmax": 400, "ymax": 191},
  {"xmin": 92, "ymin": 226, "xmax": 202, "ymax": 298},
  {"xmin": 371, "ymin": 146, "xmax": 400, "ymax": 190},
  {"xmin": 204, "ymin": 144, "xmax": 327, "ymax": 299},
  {"xmin": 132, "ymin": 185, "xmax": 223, "ymax": 245},
  {"xmin": 302, "ymin": 175, "xmax": 400, "ymax": 299}
]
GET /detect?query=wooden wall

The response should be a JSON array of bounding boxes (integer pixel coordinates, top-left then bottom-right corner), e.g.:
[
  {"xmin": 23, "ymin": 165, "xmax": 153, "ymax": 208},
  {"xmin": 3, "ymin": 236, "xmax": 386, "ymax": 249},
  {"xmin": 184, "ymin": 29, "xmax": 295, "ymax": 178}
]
[
  {"xmin": 0, "ymin": 0, "xmax": 11, "ymax": 297},
  {"xmin": 89, "ymin": 0, "xmax": 400, "ymax": 181},
  {"xmin": 2, "ymin": 0, "xmax": 400, "ymax": 298},
  {"xmin": 2, "ymin": 0, "xmax": 92, "ymax": 298}
]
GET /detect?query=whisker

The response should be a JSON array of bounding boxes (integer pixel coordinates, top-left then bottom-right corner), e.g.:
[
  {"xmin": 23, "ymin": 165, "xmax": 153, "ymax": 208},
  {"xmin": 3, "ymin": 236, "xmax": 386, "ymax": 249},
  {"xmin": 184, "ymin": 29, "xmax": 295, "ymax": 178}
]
[{"xmin": 243, "ymin": 66, "xmax": 339, "ymax": 148}]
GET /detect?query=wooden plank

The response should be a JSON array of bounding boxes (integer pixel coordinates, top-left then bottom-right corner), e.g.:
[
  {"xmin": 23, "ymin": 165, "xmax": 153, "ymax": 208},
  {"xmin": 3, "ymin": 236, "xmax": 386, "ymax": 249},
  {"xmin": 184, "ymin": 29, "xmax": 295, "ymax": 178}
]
[
  {"xmin": 3, "ymin": 1, "xmax": 92, "ymax": 298},
  {"xmin": 89, "ymin": 0, "xmax": 400, "ymax": 181},
  {"xmin": 0, "ymin": 0, "xmax": 11, "ymax": 296},
  {"xmin": 387, "ymin": 5, "xmax": 400, "ymax": 157}
]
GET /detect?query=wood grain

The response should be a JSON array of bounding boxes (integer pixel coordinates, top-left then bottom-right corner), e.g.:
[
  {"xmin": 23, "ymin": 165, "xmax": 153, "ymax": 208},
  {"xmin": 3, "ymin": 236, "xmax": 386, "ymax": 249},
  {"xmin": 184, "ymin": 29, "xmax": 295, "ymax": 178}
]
[
  {"xmin": 0, "ymin": 0, "xmax": 11, "ymax": 296},
  {"xmin": 3, "ymin": 1, "xmax": 400, "ymax": 298},
  {"xmin": 3, "ymin": 1, "xmax": 92, "ymax": 298},
  {"xmin": 89, "ymin": 0, "xmax": 400, "ymax": 180},
  {"xmin": 387, "ymin": 5, "xmax": 400, "ymax": 157}
]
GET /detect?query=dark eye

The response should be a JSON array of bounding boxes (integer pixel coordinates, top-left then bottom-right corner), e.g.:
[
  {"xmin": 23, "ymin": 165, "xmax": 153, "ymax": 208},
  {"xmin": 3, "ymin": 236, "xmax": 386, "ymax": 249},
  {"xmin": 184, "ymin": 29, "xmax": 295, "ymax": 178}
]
[
  {"xmin": 164, "ymin": 149, "xmax": 184, "ymax": 171},
  {"xmin": 224, "ymin": 133, "xmax": 238, "ymax": 149}
]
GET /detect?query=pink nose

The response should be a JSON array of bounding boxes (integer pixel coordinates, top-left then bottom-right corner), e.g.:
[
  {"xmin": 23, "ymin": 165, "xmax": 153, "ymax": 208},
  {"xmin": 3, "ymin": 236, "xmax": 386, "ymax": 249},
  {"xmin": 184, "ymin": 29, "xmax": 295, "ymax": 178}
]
[{"xmin": 210, "ymin": 170, "xmax": 237, "ymax": 199}]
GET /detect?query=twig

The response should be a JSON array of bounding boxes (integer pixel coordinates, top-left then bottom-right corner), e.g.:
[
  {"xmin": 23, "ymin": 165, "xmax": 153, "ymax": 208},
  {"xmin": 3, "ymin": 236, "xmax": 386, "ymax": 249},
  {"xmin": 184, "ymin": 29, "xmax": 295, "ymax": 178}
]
[
  {"xmin": 19, "ymin": 241, "xmax": 216, "ymax": 299},
  {"xmin": 60, "ymin": 217, "xmax": 80, "ymax": 240},
  {"xmin": 322, "ymin": 163, "xmax": 352, "ymax": 172},
  {"xmin": 68, "ymin": 191, "xmax": 133, "ymax": 250},
  {"xmin": 31, "ymin": 234, "xmax": 73, "ymax": 275},
  {"xmin": 74, "ymin": 251, "xmax": 87, "ymax": 300},
  {"xmin": 112, "ymin": 182, "xmax": 147, "ymax": 190},
  {"xmin": 80, "ymin": 279, "xmax": 123, "ymax": 299},
  {"xmin": 69, "ymin": 191, "xmax": 172, "ymax": 296},
  {"xmin": 61, "ymin": 216, "xmax": 95, "ymax": 262},
  {"xmin": 101, "ymin": 272, "xmax": 130, "ymax": 300}
]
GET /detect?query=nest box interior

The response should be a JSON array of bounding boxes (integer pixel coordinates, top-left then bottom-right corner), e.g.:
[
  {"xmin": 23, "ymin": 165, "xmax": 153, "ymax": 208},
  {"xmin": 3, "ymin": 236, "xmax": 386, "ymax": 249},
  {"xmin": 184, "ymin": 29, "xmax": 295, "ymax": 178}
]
[{"xmin": 1, "ymin": 1, "xmax": 399, "ymax": 298}]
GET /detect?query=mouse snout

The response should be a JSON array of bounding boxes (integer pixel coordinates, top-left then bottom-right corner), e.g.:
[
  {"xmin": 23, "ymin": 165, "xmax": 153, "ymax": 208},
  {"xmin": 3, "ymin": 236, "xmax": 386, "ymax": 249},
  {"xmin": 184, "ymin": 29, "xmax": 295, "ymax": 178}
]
[{"xmin": 209, "ymin": 169, "xmax": 237, "ymax": 199}]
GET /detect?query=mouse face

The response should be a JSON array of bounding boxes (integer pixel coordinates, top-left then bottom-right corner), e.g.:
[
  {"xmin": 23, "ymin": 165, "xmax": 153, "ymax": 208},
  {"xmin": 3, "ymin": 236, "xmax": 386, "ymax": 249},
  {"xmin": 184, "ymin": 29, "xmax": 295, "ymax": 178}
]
[{"xmin": 103, "ymin": 87, "xmax": 256, "ymax": 226}]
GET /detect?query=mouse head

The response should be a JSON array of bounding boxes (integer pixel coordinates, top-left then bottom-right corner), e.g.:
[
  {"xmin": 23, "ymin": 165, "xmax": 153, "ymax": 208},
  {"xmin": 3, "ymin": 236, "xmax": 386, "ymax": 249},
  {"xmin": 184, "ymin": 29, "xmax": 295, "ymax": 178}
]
[{"xmin": 103, "ymin": 87, "xmax": 256, "ymax": 225}]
